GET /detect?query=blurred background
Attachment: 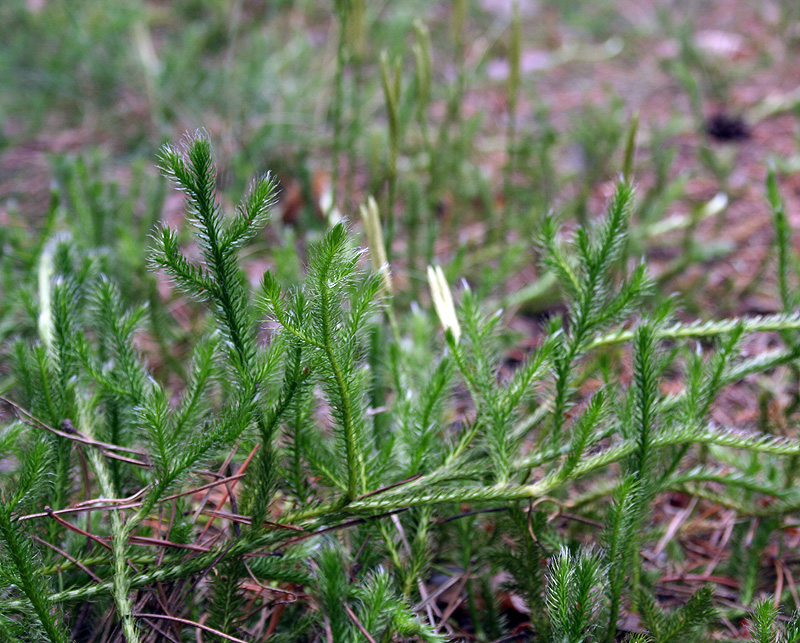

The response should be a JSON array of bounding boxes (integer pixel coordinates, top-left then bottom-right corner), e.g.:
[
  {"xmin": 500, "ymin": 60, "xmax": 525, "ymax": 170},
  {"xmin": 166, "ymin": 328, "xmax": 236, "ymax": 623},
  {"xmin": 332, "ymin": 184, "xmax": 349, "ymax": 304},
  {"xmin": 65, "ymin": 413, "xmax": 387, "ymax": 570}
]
[{"xmin": 2, "ymin": 0, "xmax": 800, "ymax": 329}]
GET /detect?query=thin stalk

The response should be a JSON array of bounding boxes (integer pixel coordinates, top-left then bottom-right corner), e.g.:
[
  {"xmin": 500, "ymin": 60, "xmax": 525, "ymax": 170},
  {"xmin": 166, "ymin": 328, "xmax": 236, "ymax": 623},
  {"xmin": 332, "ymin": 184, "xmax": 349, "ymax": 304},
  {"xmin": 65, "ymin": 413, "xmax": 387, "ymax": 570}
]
[
  {"xmin": 379, "ymin": 52, "xmax": 401, "ymax": 262},
  {"xmin": 82, "ymin": 405, "xmax": 141, "ymax": 643},
  {"xmin": 319, "ymin": 256, "xmax": 365, "ymax": 500},
  {"xmin": 440, "ymin": 0, "xmax": 467, "ymax": 249},
  {"xmin": 345, "ymin": 0, "xmax": 365, "ymax": 215},
  {"xmin": 501, "ymin": 0, "xmax": 521, "ymax": 245},
  {"xmin": 412, "ymin": 20, "xmax": 437, "ymax": 267},
  {"xmin": 329, "ymin": 5, "xmax": 349, "ymax": 220}
]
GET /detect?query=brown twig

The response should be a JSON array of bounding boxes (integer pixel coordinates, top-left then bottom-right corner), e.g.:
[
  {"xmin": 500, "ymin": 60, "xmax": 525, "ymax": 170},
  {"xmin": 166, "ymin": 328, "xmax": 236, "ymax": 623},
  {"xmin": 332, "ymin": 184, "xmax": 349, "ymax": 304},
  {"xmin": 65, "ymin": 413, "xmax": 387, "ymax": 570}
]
[
  {"xmin": 162, "ymin": 473, "xmax": 246, "ymax": 502},
  {"xmin": 435, "ymin": 568, "xmax": 470, "ymax": 631},
  {"xmin": 18, "ymin": 474, "xmax": 247, "ymax": 523},
  {"xmin": 155, "ymin": 499, "xmax": 176, "ymax": 567},
  {"xmin": 355, "ymin": 473, "xmax": 423, "ymax": 500},
  {"xmin": 783, "ymin": 560, "xmax": 800, "ymax": 609},
  {"xmin": 659, "ymin": 573, "xmax": 739, "ymax": 588},
  {"xmin": 31, "ymin": 534, "xmax": 102, "ymax": 583},
  {"xmin": 775, "ymin": 559, "xmax": 785, "ymax": 609},
  {"xmin": 196, "ymin": 508, "xmax": 304, "ymax": 531},
  {"xmin": 278, "ymin": 508, "xmax": 409, "ymax": 549},
  {"xmin": 132, "ymin": 613, "xmax": 249, "ymax": 643},
  {"xmin": 1, "ymin": 398, "xmax": 146, "ymax": 457},
  {"xmin": 139, "ymin": 617, "xmax": 181, "ymax": 643},
  {"xmin": 436, "ymin": 506, "xmax": 507, "ymax": 524},
  {"xmin": 343, "ymin": 602, "xmax": 378, "ymax": 643},
  {"xmin": 192, "ymin": 445, "xmax": 240, "ymax": 526},
  {"xmin": 127, "ymin": 535, "xmax": 210, "ymax": 552},
  {"xmin": 20, "ymin": 501, "xmax": 146, "ymax": 522},
  {"xmin": 44, "ymin": 506, "xmax": 112, "ymax": 551},
  {"xmin": 99, "ymin": 451, "xmax": 151, "ymax": 467},
  {"xmin": 243, "ymin": 562, "xmax": 298, "ymax": 604},
  {"xmin": 198, "ymin": 443, "xmax": 259, "ymax": 540},
  {"xmin": 262, "ymin": 602, "xmax": 286, "ymax": 640},
  {"xmin": 414, "ymin": 572, "xmax": 464, "ymax": 612}
]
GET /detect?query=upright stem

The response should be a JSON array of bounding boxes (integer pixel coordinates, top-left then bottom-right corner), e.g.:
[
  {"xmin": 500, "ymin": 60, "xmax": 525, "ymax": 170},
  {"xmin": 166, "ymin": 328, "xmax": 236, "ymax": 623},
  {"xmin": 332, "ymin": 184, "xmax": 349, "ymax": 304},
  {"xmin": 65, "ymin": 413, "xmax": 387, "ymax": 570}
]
[
  {"xmin": 345, "ymin": 0, "xmax": 365, "ymax": 215},
  {"xmin": 329, "ymin": 9, "xmax": 349, "ymax": 220},
  {"xmin": 318, "ymin": 253, "xmax": 365, "ymax": 500},
  {"xmin": 82, "ymin": 402, "xmax": 142, "ymax": 643},
  {"xmin": 380, "ymin": 52, "xmax": 401, "ymax": 263},
  {"xmin": 443, "ymin": 0, "xmax": 467, "ymax": 249},
  {"xmin": 501, "ymin": 0, "xmax": 521, "ymax": 245}
]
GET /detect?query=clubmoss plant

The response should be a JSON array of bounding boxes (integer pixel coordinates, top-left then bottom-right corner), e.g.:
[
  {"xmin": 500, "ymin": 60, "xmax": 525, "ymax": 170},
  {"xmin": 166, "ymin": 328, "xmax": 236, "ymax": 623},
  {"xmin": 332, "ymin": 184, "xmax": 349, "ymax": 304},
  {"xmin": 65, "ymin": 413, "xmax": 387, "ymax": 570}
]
[{"xmin": 5, "ymin": 133, "xmax": 800, "ymax": 641}]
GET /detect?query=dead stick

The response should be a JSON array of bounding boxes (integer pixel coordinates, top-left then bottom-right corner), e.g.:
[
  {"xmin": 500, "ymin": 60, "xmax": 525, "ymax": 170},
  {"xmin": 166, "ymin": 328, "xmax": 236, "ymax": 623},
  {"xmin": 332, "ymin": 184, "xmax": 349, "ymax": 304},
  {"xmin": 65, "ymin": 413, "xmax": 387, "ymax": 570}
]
[
  {"xmin": 44, "ymin": 506, "xmax": 112, "ymax": 551},
  {"xmin": 1, "ymin": 398, "xmax": 144, "ymax": 456},
  {"xmin": 199, "ymin": 443, "xmax": 259, "ymax": 539},
  {"xmin": 18, "ymin": 474, "xmax": 246, "ymax": 522},
  {"xmin": 343, "ymin": 603, "xmax": 378, "ymax": 643},
  {"xmin": 133, "ymin": 613, "xmax": 249, "ymax": 643},
  {"xmin": 31, "ymin": 535, "xmax": 102, "ymax": 583}
]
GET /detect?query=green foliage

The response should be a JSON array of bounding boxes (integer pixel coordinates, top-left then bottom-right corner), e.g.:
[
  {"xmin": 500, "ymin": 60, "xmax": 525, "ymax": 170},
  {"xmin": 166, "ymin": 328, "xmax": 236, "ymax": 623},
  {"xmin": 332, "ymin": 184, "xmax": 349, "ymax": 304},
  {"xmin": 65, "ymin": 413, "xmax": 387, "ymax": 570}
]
[
  {"xmin": 3, "ymin": 131, "xmax": 800, "ymax": 642},
  {"xmin": 545, "ymin": 546, "xmax": 606, "ymax": 643},
  {"xmin": 0, "ymin": 437, "xmax": 69, "ymax": 643},
  {"xmin": 5, "ymin": 1, "xmax": 800, "ymax": 640},
  {"xmin": 638, "ymin": 586, "xmax": 716, "ymax": 643},
  {"xmin": 748, "ymin": 600, "xmax": 800, "ymax": 643}
]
